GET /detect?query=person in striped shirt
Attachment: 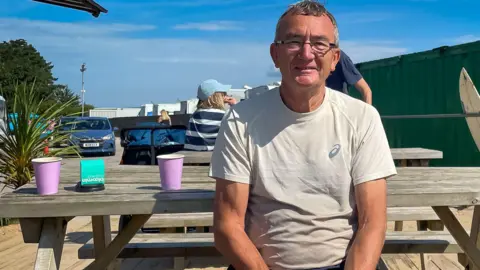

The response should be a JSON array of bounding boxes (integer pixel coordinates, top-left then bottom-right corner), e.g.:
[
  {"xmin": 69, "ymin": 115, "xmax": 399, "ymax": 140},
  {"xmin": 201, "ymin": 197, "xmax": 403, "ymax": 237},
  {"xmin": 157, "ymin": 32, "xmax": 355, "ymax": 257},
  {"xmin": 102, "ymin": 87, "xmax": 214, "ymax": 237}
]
[{"xmin": 184, "ymin": 79, "xmax": 237, "ymax": 151}]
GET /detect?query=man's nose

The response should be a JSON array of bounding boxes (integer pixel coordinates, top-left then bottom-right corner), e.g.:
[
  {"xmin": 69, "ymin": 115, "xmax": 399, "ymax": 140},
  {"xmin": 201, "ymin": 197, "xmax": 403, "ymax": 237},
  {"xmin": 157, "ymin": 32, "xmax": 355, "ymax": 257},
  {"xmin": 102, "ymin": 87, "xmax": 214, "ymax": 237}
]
[{"xmin": 298, "ymin": 42, "xmax": 315, "ymax": 60}]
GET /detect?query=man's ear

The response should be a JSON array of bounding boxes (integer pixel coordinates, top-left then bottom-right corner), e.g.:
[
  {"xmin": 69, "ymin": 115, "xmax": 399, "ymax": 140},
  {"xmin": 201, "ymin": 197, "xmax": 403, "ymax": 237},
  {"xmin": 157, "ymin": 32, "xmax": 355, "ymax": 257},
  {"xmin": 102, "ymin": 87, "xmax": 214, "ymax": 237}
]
[
  {"xmin": 270, "ymin": 43, "xmax": 279, "ymax": 68},
  {"xmin": 331, "ymin": 48, "xmax": 340, "ymax": 72}
]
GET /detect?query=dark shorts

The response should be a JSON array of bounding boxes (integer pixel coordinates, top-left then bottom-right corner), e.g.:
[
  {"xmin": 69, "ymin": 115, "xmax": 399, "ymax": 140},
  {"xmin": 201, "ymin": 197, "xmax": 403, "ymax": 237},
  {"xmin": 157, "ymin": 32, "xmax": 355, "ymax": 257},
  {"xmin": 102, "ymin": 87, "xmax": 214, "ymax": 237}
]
[
  {"xmin": 226, "ymin": 259, "xmax": 387, "ymax": 270},
  {"xmin": 226, "ymin": 261, "xmax": 345, "ymax": 270}
]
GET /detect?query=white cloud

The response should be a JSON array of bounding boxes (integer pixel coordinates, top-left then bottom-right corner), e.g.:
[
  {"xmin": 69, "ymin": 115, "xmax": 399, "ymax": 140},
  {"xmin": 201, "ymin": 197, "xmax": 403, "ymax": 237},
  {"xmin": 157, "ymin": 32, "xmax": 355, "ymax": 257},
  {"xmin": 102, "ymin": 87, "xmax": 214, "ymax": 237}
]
[
  {"xmin": 0, "ymin": 18, "xmax": 156, "ymax": 36},
  {"xmin": 135, "ymin": 57, "xmax": 238, "ymax": 64},
  {"xmin": 266, "ymin": 66, "xmax": 281, "ymax": 78},
  {"xmin": 0, "ymin": 17, "xmax": 407, "ymax": 107},
  {"xmin": 340, "ymin": 41, "xmax": 408, "ymax": 63},
  {"xmin": 173, "ymin": 21, "xmax": 243, "ymax": 31},
  {"xmin": 452, "ymin": 35, "xmax": 480, "ymax": 44}
]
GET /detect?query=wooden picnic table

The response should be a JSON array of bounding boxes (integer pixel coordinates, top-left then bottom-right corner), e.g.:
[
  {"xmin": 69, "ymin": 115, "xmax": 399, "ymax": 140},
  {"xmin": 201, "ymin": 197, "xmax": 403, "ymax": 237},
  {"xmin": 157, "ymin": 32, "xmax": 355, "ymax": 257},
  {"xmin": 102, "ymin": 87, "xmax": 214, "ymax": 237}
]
[
  {"xmin": 0, "ymin": 166, "xmax": 480, "ymax": 270},
  {"xmin": 177, "ymin": 147, "xmax": 443, "ymax": 165}
]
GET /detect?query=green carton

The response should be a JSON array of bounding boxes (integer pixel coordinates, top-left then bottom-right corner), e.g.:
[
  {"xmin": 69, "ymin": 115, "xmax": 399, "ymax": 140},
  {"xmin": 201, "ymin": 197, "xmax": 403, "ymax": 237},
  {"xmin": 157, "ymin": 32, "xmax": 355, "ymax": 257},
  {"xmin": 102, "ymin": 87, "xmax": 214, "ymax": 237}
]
[{"xmin": 77, "ymin": 159, "xmax": 105, "ymax": 191}]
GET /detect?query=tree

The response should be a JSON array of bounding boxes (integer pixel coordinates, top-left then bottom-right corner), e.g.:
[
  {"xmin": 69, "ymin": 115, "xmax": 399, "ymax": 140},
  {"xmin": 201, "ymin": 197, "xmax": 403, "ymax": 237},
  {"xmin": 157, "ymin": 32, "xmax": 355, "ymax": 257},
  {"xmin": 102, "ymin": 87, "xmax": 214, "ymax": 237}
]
[
  {"xmin": 0, "ymin": 39, "xmax": 57, "ymax": 104},
  {"xmin": 39, "ymin": 84, "xmax": 94, "ymax": 116},
  {"xmin": 0, "ymin": 39, "xmax": 95, "ymax": 116},
  {"xmin": 52, "ymin": 84, "xmax": 80, "ymax": 105}
]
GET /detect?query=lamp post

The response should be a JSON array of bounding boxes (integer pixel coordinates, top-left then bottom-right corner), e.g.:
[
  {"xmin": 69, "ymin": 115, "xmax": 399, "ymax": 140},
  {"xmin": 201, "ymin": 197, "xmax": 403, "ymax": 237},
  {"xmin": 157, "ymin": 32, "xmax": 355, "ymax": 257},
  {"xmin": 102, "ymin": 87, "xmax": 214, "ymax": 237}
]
[{"xmin": 80, "ymin": 63, "xmax": 86, "ymax": 116}]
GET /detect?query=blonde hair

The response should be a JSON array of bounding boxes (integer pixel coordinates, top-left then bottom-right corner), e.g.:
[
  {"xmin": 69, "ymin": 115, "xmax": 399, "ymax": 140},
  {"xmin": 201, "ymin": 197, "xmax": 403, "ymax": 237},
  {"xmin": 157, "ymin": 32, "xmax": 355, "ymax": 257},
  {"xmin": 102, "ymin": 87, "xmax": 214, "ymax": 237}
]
[
  {"xmin": 160, "ymin": 110, "xmax": 170, "ymax": 120},
  {"xmin": 197, "ymin": 92, "xmax": 225, "ymax": 110}
]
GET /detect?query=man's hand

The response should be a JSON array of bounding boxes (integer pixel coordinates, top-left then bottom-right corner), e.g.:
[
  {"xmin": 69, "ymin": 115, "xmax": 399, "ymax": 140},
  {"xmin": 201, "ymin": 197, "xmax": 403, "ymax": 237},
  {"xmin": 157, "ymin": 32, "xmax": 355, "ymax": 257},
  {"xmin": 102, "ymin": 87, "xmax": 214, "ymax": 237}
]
[
  {"xmin": 345, "ymin": 178, "xmax": 387, "ymax": 270},
  {"xmin": 213, "ymin": 178, "xmax": 268, "ymax": 270}
]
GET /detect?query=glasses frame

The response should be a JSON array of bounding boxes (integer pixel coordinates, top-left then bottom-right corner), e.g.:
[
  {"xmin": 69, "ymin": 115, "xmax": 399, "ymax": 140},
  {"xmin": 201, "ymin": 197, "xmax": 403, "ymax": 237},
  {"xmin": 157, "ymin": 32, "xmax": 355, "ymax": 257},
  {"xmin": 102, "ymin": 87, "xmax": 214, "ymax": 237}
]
[{"xmin": 274, "ymin": 39, "xmax": 337, "ymax": 56}]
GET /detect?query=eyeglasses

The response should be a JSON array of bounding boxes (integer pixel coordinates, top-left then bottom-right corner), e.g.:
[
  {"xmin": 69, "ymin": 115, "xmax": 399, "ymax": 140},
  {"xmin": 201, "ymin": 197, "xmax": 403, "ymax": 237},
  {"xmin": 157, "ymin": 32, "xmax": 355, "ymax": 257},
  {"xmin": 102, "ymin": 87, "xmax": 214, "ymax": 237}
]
[{"xmin": 274, "ymin": 39, "xmax": 337, "ymax": 55}]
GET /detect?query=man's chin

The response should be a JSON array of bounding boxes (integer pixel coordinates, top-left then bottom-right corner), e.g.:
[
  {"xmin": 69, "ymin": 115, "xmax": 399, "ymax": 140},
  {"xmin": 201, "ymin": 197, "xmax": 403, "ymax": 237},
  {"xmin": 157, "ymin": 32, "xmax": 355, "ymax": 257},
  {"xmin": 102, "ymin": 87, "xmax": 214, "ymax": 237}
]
[
  {"xmin": 292, "ymin": 74, "xmax": 320, "ymax": 86},
  {"xmin": 293, "ymin": 80, "xmax": 321, "ymax": 90}
]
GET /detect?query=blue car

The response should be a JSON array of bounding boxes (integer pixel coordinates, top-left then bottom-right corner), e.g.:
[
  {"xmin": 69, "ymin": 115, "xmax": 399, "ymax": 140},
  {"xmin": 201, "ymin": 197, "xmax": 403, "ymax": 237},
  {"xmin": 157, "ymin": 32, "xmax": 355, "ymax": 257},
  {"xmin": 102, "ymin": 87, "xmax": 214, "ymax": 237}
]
[{"xmin": 67, "ymin": 117, "xmax": 117, "ymax": 156}]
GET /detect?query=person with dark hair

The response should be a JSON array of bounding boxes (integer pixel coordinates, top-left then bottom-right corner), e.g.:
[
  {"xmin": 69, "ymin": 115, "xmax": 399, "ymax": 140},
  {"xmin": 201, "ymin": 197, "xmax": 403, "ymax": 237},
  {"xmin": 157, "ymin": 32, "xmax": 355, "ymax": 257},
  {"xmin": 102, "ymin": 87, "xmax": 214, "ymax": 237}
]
[{"xmin": 326, "ymin": 49, "xmax": 373, "ymax": 104}]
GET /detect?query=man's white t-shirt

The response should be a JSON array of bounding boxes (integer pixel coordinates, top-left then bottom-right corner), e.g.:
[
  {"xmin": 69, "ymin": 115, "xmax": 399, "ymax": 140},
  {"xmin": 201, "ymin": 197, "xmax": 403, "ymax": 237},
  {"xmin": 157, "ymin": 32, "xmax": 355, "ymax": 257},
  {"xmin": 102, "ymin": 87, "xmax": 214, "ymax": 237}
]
[{"xmin": 209, "ymin": 87, "xmax": 397, "ymax": 269}]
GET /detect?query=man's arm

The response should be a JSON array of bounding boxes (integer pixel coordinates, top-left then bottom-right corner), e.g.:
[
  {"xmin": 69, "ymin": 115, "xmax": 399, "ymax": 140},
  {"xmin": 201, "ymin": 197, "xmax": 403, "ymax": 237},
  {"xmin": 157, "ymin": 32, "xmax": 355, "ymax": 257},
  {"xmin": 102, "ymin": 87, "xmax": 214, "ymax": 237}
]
[
  {"xmin": 209, "ymin": 107, "xmax": 267, "ymax": 269},
  {"xmin": 348, "ymin": 105, "xmax": 397, "ymax": 269},
  {"xmin": 213, "ymin": 179, "xmax": 268, "ymax": 269},
  {"xmin": 354, "ymin": 78, "xmax": 373, "ymax": 105},
  {"xmin": 344, "ymin": 178, "xmax": 387, "ymax": 270}
]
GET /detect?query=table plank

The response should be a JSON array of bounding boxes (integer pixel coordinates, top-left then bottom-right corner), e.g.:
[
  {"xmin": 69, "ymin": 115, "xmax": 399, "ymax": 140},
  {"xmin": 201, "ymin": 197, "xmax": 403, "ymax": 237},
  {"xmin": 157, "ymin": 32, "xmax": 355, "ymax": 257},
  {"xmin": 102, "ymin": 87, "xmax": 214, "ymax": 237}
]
[
  {"xmin": 168, "ymin": 151, "xmax": 212, "ymax": 165},
  {"xmin": 4, "ymin": 180, "xmax": 479, "ymax": 199},
  {"xmin": 390, "ymin": 148, "xmax": 443, "ymax": 160},
  {"xmin": 63, "ymin": 164, "xmax": 474, "ymax": 179},
  {"xmin": 57, "ymin": 167, "xmax": 480, "ymax": 184},
  {"xmin": 121, "ymin": 148, "xmax": 442, "ymax": 166},
  {"xmin": 1, "ymin": 167, "xmax": 480, "ymax": 217},
  {"xmin": 0, "ymin": 191, "xmax": 477, "ymax": 217},
  {"xmin": 0, "ymin": 190, "xmax": 215, "ymax": 218}
]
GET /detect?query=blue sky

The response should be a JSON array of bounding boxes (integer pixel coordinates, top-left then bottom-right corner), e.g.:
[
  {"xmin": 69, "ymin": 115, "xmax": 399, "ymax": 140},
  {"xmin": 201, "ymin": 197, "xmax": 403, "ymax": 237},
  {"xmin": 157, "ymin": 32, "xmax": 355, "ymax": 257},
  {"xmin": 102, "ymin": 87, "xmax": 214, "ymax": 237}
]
[{"xmin": 0, "ymin": 0, "xmax": 479, "ymax": 107}]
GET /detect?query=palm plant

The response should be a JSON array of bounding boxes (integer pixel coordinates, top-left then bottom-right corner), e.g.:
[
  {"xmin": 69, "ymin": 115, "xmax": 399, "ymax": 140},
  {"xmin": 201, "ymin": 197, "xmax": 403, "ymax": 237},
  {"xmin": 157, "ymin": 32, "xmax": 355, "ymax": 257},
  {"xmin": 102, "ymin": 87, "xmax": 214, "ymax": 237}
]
[{"xmin": 0, "ymin": 83, "xmax": 81, "ymax": 190}]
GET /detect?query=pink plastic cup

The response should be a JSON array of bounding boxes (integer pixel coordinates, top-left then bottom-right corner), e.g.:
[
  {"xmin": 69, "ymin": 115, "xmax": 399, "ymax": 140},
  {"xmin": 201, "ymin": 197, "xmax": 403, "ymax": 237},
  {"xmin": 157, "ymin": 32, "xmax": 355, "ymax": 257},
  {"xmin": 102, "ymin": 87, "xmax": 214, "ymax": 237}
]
[
  {"xmin": 32, "ymin": 157, "xmax": 62, "ymax": 195},
  {"xmin": 157, "ymin": 154, "xmax": 184, "ymax": 190}
]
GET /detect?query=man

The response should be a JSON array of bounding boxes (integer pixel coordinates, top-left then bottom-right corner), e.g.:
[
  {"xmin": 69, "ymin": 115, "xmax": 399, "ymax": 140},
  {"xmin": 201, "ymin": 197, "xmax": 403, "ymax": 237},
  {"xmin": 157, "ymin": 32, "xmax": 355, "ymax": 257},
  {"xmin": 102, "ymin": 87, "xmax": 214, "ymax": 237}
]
[
  {"xmin": 210, "ymin": 0, "xmax": 397, "ymax": 269},
  {"xmin": 326, "ymin": 49, "xmax": 373, "ymax": 104}
]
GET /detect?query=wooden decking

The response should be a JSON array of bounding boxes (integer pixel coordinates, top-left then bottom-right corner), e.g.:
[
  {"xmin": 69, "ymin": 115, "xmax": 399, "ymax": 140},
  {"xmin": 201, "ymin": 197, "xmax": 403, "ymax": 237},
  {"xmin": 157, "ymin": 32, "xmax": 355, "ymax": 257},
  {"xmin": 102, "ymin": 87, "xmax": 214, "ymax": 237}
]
[{"xmin": 0, "ymin": 141, "xmax": 471, "ymax": 269}]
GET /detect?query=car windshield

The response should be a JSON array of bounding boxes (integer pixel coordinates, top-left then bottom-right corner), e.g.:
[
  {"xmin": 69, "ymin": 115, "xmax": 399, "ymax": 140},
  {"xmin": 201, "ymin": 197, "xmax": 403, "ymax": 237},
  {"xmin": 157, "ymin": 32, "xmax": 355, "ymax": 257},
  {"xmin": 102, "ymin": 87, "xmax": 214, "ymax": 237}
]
[
  {"xmin": 73, "ymin": 119, "xmax": 111, "ymax": 130},
  {"xmin": 59, "ymin": 117, "xmax": 77, "ymax": 131},
  {"xmin": 123, "ymin": 128, "xmax": 186, "ymax": 146}
]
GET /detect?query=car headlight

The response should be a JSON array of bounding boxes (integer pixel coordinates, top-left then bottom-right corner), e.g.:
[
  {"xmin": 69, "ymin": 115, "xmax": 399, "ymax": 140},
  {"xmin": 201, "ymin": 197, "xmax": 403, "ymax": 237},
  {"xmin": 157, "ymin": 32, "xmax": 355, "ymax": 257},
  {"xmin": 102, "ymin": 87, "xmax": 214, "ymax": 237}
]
[{"xmin": 102, "ymin": 134, "xmax": 113, "ymax": 140}]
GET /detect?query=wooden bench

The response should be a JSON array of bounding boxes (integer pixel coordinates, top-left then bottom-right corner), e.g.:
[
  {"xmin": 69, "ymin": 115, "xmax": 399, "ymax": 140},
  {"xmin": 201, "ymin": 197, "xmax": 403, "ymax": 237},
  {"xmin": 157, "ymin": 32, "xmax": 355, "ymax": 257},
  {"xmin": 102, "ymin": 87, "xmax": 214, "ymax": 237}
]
[
  {"xmin": 139, "ymin": 207, "xmax": 442, "ymax": 232},
  {"xmin": 141, "ymin": 212, "xmax": 213, "ymax": 233},
  {"xmin": 78, "ymin": 231, "xmax": 461, "ymax": 268},
  {"xmin": 97, "ymin": 208, "xmax": 447, "ymax": 269}
]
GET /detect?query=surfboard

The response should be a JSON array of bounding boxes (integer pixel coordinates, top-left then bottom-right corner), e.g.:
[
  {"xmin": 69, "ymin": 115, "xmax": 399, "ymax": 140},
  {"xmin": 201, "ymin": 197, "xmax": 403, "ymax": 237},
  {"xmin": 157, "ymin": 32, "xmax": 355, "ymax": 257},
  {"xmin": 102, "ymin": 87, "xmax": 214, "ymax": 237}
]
[{"xmin": 459, "ymin": 67, "xmax": 480, "ymax": 151}]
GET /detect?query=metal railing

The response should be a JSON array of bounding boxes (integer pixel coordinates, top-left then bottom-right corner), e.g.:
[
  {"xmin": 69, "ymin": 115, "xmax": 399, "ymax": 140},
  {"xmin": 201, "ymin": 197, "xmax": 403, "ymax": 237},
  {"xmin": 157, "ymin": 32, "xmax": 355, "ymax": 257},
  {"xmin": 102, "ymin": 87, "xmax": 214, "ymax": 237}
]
[{"xmin": 381, "ymin": 112, "xmax": 480, "ymax": 119}]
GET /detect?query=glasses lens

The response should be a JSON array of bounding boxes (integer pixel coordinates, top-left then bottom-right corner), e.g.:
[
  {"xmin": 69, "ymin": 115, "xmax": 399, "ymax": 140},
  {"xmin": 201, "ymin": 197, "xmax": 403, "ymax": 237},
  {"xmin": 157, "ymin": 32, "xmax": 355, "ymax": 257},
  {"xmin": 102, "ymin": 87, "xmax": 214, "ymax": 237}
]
[
  {"xmin": 286, "ymin": 40, "xmax": 302, "ymax": 51},
  {"xmin": 312, "ymin": 41, "xmax": 329, "ymax": 53}
]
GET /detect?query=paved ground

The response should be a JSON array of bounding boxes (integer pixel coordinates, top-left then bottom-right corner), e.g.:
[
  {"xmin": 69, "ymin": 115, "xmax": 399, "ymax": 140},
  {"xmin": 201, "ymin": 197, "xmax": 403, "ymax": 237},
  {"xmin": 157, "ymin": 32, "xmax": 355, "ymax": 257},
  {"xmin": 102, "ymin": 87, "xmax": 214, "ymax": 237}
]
[{"xmin": 0, "ymin": 138, "xmax": 472, "ymax": 269}]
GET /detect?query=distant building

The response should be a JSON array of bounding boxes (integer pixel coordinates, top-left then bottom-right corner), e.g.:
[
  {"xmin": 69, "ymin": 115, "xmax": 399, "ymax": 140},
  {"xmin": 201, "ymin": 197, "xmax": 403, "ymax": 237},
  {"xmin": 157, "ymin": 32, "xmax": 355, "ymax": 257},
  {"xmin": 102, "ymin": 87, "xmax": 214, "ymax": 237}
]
[
  {"xmin": 226, "ymin": 89, "xmax": 247, "ymax": 102},
  {"xmin": 89, "ymin": 81, "xmax": 281, "ymax": 118},
  {"xmin": 152, "ymin": 103, "xmax": 181, "ymax": 115},
  {"xmin": 89, "ymin": 107, "xmax": 141, "ymax": 118}
]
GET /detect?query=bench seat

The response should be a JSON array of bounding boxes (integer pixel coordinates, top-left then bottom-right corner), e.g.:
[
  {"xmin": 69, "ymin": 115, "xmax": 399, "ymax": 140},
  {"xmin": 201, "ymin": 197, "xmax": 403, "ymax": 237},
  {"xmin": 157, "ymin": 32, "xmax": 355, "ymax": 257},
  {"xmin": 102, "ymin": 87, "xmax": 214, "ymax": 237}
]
[
  {"xmin": 141, "ymin": 207, "xmax": 440, "ymax": 229},
  {"xmin": 78, "ymin": 231, "xmax": 461, "ymax": 259}
]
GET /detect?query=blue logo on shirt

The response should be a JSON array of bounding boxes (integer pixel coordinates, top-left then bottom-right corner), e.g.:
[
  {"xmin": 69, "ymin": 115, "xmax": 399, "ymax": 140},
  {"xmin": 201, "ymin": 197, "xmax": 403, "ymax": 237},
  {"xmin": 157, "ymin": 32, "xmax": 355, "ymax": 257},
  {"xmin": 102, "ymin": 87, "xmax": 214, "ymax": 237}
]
[{"xmin": 329, "ymin": 144, "xmax": 341, "ymax": 158}]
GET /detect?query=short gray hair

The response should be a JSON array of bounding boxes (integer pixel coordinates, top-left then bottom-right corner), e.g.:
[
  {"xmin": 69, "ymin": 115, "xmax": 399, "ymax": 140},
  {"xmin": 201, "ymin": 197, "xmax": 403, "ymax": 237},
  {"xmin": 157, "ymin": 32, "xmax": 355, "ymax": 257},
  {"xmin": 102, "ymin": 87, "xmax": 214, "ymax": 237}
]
[{"xmin": 274, "ymin": 0, "xmax": 339, "ymax": 47}]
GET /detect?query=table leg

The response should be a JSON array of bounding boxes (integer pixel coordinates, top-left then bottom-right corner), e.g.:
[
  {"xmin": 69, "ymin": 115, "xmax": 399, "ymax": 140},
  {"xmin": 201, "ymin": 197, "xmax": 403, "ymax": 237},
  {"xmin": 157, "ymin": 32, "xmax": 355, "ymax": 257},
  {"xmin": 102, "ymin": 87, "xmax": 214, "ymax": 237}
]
[
  {"xmin": 91, "ymin": 216, "xmax": 120, "ymax": 270},
  {"xmin": 459, "ymin": 206, "xmax": 480, "ymax": 269},
  {"xmin": 84, "ymin": 214, "xmax": 152, "ymax": 270},
  {"xmin": 33, "ymin": 217, "xmax": 69, "ymax": 270},
  {"xmin": 411, "ymin": 159, "xmax": 445, "ymax": 231},
  {"xmin": 394, "ymin": 159, "xmax": 407, "ymax": 232},
  {"xmin": 432, "ymin": 206, "xmax": 480, "ymax": 269}
]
